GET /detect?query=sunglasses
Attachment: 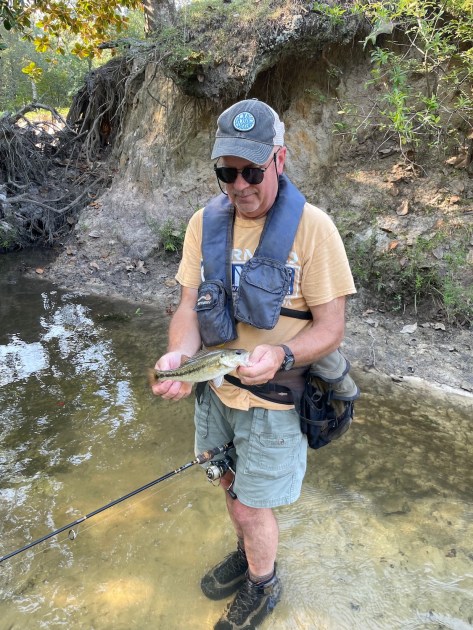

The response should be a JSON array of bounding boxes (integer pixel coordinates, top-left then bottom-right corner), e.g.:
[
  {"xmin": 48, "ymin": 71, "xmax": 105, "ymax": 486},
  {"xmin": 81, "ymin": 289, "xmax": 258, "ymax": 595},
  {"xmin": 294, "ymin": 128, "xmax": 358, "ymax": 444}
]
[{"xmin": 214, "ymin": 149, "xmax": 280, "ymax": 185}]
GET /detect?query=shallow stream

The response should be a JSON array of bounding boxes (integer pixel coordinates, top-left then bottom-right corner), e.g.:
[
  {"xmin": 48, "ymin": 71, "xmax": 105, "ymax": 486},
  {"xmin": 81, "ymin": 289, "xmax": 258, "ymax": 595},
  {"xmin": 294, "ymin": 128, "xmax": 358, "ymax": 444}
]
[{"xmin": 0, "ymin": 252, "xmax": 472, "ymax": 629}]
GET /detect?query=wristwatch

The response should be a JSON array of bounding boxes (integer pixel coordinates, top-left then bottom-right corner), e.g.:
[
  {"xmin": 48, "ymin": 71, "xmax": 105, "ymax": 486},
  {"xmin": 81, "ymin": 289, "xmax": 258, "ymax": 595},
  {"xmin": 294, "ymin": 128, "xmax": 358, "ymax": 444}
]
[{"xmin": 279, "ymin": 344, "xmax": 295, "ymax": 371}]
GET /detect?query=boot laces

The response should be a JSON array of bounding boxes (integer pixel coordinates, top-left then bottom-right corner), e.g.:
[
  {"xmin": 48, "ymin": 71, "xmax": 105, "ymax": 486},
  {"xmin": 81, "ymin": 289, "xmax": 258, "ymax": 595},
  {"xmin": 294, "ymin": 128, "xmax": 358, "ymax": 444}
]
[
  {"xmin": 226, "ymin": 579, "xmax": 265, "ymax": 623},
  {"xmin": 215, "ymin": 548, "xmax": 247, "ymax": 582}
]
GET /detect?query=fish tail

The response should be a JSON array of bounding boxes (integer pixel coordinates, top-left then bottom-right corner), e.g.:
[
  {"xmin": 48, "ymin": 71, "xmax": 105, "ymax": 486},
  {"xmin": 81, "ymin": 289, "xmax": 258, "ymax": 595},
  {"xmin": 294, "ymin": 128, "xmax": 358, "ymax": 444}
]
[{"xmin": 148, "ymin": 368, "xmax": 159, "ymax": 386}]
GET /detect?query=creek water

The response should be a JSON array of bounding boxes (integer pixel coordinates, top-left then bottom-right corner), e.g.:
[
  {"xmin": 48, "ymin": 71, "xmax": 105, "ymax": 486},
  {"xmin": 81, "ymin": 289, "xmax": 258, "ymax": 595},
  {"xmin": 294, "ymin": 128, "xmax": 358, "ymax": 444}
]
[{"xmin": 0, "ymin": 252, "xmax": 472, "ymax": 630}]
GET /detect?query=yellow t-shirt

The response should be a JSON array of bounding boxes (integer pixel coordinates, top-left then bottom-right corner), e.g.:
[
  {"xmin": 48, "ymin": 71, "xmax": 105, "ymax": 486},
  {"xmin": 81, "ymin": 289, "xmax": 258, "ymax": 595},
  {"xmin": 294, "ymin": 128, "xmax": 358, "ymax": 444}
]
[{"xmin": 176, "ymin": 201, "xmax": 356, "ymax": 410}]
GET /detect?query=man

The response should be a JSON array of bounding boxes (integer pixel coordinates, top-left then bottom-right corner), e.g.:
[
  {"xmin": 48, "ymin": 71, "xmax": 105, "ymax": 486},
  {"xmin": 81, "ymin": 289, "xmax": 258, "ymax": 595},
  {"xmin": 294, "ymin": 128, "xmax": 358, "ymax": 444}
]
[{"xmin": 151, "ymin": 99, "xmax": 356, "ymax": 629}]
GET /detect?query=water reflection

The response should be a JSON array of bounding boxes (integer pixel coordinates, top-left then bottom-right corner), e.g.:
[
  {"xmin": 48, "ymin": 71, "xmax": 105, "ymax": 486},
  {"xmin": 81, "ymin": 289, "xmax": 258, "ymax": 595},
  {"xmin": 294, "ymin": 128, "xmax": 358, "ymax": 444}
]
[{"xmin": 0, "ymin": 252, "xmax": 472, "ymax": 630}]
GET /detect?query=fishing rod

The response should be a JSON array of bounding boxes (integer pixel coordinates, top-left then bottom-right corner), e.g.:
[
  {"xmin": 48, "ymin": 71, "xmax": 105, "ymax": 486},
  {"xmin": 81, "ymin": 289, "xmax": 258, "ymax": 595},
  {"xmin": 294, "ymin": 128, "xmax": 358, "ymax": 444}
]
[{"xmin": 0, "ymin": 442, "xmax": 233, "ymax": 564}]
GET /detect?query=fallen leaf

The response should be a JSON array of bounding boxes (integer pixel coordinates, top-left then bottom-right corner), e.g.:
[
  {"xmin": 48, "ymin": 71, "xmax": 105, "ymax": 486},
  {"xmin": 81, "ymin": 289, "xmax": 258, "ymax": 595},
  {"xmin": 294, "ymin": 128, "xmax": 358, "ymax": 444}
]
[
  {"xmin": 136, "ymin": 260, "xmax": 149, "ymax": 275},
  {"xmin": 388, "ymin": 240, "xmax": 399, "ymax": 250},
  {"xmin": 445, "ymin": 154, "xmax": 467, "ymax": 169},
  {"xmin": 379, "ymin": 148, "xmax": 398, "ymax": 158},
  {"xmin": 396, "ymin": 199, "xmax": 409, "ymax": 216},
  {"xmin": 400, "ymin": 323, "xmax": 417, "ymax": 334}
]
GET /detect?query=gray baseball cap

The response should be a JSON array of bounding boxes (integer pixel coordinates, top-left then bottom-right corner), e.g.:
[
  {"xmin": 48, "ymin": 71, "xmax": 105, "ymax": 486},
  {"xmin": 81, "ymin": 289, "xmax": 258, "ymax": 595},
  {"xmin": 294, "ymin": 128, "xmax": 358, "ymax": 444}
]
[{"xmin": 211, "ymin": 99, "xmax": 285, "ymax": 164}]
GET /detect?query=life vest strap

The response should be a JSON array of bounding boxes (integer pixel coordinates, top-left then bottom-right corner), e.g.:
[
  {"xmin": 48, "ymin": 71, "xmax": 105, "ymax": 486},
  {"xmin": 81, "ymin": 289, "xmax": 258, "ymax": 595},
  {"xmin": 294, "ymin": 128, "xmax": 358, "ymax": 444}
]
[{"xmin": 280, "ymin": 307, "xmax": 312, "ymax": 320}]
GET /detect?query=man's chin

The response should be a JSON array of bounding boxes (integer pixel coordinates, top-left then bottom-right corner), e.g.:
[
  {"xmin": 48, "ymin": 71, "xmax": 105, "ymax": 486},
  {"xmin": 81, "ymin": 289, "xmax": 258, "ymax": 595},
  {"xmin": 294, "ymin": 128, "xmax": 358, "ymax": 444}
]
[{"xmin": 235, "ymin": 200, "xmax": 263, "ymax": 217}]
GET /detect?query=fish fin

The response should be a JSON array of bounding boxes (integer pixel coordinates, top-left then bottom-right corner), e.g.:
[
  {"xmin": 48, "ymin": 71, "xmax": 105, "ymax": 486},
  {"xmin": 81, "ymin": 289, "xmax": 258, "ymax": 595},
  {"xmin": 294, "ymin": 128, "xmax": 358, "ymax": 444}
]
[
  {"xmin": 213, "ymin": 375, "xmax": 224, "ymax": 388},
  {"xmin": 190, "ymin": 348, "xmax": 218, "ymax": 359},
  {"xmin": 180, "ymin": 349, "xmax": 218, "ymax": 365}
]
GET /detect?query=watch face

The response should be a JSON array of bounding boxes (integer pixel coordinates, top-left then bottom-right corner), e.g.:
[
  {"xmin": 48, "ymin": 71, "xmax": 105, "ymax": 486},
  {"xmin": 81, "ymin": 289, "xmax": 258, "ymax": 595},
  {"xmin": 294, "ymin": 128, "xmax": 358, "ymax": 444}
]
[
  {"xmin": 284, "ymin": 355, "xmax": 295, "ymax": 370},
  {"xmin": 281, "ymin": 346, "xmax": 294, "ymax": 370}
]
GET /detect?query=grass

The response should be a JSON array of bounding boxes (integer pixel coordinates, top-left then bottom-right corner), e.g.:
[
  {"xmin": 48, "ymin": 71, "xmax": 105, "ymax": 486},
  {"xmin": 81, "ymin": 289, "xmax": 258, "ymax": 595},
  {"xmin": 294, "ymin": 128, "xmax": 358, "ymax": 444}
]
[
  {"xmin": 343, "ymin": 220, "xmax": 473, "ymax": 326},
  {"xmin": 156, "ymin": 218, "xmax": 187, "ymax": 254}
]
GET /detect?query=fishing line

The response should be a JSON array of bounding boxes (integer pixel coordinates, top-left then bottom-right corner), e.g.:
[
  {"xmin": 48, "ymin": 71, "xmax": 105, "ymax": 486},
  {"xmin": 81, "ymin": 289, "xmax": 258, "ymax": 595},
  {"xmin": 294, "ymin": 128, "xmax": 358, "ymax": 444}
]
[
  {"xmin": 0, "ymin": 442, "xmax": 232, "ymax": 565},
  {"xmin": 0, "ymin": 477, "xmax": 176, "ymax": 575},
  {"xmin": 62, "ymin": 466, "xmax": 194, "ymax": 540},
  {"xmin": 18, "ymin": 470, "xmax": 194, "ymax": 566},
  {"xmin": 0, "ymin": 470, "xmax": 197, "ymax": 574}
]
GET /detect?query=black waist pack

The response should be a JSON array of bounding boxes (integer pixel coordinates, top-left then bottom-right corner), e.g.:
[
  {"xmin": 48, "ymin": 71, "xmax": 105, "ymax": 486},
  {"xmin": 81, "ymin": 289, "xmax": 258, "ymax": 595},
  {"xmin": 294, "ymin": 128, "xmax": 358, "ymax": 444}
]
[{"xmin": 296, "ymin": 350, "xmax": 360, "ymax": 450}]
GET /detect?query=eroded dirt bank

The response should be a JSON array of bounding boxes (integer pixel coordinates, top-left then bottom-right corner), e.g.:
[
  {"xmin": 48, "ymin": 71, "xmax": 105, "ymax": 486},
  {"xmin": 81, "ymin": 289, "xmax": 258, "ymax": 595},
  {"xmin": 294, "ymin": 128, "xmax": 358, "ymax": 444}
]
[{"xmin": 34, "ymin": 10, "xmax": 473, "ymax": 404}]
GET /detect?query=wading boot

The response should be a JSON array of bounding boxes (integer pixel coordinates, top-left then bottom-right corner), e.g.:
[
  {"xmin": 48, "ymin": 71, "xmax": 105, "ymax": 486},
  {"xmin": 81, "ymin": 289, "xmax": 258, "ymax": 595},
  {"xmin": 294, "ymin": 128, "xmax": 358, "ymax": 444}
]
[
  {"xmin": 201, "ymin": 545, "xmax": 249, "ymax": 600},
  {"xmin": 214, "ymin": 572, "xmax": 282, "ymax": 630}
]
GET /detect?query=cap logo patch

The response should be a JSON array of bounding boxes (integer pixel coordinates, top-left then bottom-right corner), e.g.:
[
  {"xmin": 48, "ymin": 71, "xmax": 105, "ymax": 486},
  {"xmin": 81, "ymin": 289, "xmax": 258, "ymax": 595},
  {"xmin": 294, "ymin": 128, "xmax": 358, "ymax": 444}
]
[{"xmin": 233, "ymin": 112, "xmax": 255, "ymax": 132}]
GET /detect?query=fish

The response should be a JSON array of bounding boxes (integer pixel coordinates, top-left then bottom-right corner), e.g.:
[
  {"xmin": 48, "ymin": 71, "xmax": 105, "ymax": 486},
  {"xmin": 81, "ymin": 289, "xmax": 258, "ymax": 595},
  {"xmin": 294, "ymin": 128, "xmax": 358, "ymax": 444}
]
[{"xmin": 151, "ymin": 348, "xmax": 251, "ymax": 388}]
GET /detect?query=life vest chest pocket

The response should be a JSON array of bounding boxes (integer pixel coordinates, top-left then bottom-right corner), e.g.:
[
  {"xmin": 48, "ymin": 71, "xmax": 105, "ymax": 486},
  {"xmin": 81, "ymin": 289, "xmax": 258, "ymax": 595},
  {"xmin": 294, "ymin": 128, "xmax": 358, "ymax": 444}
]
[
  {"xmin": 195, "ymin": 280, "xmax": 237, "ymax": 347},
  {"xmin": 235, "ymin": 257, "xmax": 291, "ymax": 329}
]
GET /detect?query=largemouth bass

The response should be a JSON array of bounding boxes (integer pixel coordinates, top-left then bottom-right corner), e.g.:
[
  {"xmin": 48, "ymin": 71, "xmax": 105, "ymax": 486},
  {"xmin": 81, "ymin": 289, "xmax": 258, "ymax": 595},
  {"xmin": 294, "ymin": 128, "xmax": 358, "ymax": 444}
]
[{"xmin": 152, "ymin": 348, "xmax": 251, "ymax": 388}]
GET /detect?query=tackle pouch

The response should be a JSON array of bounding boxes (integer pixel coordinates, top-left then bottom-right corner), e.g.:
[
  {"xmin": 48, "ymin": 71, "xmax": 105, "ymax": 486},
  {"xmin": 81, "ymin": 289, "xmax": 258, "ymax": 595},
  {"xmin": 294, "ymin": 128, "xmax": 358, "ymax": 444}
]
[
  {"xmin": 297, "ymin": 349, "xmax": 360, "ymax": 449},
  {"xmin": 194, "ymin": 280, "xmax": 237, "ymax": 347},
  {"xmin": 234, "ymin": 257, "xmax": 291, "ymax": 329}
]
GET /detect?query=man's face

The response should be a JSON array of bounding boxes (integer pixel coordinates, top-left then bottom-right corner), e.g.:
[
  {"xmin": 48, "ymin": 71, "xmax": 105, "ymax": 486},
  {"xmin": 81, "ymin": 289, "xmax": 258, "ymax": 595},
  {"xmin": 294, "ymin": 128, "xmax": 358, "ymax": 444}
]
[{"xmin": 220, "ymin": 147, "xmax": 286, "ymax": 219}]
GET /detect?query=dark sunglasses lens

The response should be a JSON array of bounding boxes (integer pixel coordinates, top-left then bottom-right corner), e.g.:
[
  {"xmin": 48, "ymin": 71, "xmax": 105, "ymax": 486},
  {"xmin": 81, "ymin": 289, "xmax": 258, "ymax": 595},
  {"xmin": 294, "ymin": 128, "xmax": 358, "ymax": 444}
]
[
  {"xmin": 242, "ymin": 168, "xmax": 264, "ymax": 184},
  {"xmin": 214, "ymin": 166, "xmax": 265, "ymax": 185},
  {"xmin": 215, "ymin": 167, "xmax": 237, "ymax": 183}
]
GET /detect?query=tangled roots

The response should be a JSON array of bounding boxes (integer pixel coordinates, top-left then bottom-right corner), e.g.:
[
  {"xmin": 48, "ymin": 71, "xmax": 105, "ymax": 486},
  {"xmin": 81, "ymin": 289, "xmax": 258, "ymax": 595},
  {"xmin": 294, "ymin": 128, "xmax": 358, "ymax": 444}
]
[{"xmin": 0, "ymin": 56, "xmax": 144, "ymax": 250}]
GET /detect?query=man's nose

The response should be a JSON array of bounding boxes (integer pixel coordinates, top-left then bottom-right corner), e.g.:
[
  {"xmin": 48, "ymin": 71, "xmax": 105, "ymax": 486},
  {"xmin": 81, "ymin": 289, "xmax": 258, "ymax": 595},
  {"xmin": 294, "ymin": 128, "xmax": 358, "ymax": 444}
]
[{"xmin": 232, "ymin": 171, "xmax": 249, "ymax": 190}]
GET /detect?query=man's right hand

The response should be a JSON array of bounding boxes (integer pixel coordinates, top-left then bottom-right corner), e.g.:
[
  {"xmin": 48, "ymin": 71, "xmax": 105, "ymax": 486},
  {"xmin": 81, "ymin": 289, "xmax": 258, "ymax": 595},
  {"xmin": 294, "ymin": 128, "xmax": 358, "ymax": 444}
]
[{"xmin": 150, "ymin": 351, "xmax": 193, "ymax": 401}]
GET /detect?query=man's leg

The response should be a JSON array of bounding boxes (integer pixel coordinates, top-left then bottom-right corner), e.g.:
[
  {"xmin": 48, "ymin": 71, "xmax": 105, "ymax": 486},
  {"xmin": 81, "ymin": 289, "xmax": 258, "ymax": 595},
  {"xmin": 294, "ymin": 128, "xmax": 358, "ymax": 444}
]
[
  {"xmin": 225, "ymin": 494, "xmax": 277, "ymax": 578},
  {"xmin": 197, "ymin": 395, "xmax": 306, "ymax": 627}
]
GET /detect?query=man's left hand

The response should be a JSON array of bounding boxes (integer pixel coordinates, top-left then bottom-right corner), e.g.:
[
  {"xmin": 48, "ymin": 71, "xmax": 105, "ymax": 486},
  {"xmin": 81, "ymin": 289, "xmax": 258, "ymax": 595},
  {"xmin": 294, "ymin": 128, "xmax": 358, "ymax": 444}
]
[{"xmin": 237, "ymin": 344, "xmax": 284, "ymax": 385}]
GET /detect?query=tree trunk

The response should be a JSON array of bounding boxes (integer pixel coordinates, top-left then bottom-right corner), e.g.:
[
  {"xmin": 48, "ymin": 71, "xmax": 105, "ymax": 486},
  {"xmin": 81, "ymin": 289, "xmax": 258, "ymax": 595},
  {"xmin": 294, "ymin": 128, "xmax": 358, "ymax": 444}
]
[
  {"xmin": 142, "ymin": 0, "xmax": 175, "ymax": 35},
  {"xmin": 31, "ymin": 80, "xmax": 38, "ymax": 101}
]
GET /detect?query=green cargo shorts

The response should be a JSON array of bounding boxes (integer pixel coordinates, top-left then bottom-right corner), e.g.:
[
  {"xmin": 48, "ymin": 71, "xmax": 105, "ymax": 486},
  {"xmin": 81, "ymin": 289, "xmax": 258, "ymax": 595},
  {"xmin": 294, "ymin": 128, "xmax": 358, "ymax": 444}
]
[{"xmin": 194, "ymin": 385, "xmax": 307, "ymax": 508}]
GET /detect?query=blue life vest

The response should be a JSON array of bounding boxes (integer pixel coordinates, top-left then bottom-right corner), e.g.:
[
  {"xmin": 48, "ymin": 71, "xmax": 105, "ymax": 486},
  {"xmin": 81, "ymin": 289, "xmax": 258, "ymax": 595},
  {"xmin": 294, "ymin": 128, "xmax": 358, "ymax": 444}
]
[{"xmin": 195, "ymin": 174, "xmax": 311, "ymax": 347}]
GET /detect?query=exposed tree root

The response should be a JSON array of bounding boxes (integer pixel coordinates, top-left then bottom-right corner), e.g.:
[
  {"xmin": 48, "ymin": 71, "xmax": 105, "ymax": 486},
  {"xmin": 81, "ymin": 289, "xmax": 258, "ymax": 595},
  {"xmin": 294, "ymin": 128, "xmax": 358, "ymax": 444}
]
[{"xmin": 0, "ymin": 55, "xmax": 148, "ymax": 250}]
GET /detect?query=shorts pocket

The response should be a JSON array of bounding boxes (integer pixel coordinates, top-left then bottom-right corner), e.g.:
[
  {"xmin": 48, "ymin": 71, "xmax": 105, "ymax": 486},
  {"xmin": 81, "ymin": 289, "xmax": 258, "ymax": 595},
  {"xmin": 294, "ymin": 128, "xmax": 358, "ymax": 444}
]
[{"xmin": 244, "ymin": 408, "xmax": 302, "ymax": 478}]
